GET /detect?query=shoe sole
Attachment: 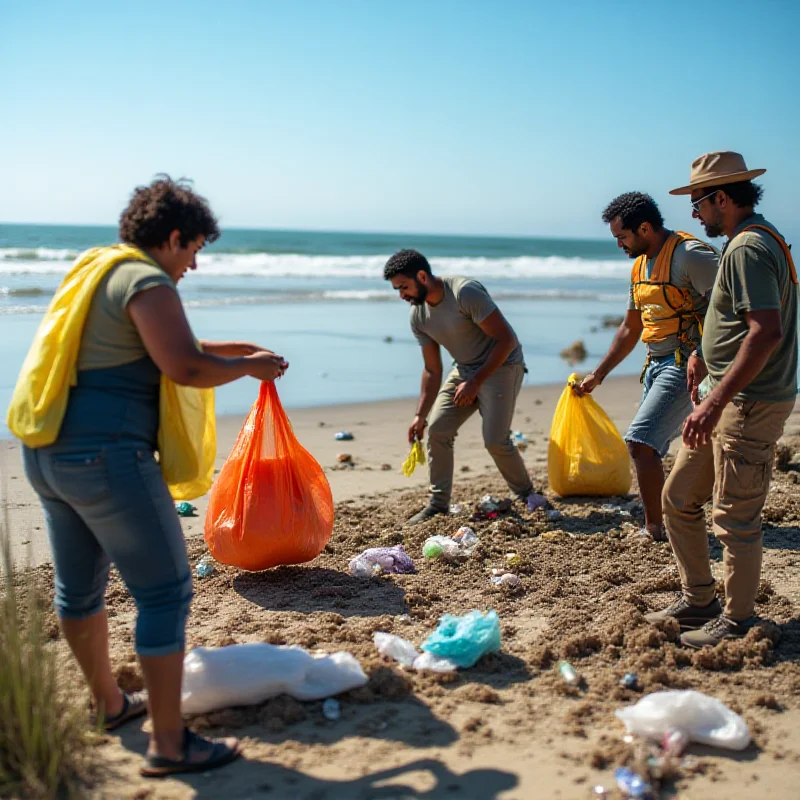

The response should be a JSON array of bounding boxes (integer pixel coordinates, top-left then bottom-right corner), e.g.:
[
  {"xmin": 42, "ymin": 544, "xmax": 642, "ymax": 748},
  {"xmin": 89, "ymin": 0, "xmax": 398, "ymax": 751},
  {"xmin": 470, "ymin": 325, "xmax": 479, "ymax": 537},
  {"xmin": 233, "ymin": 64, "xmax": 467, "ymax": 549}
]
[{"xmin": 680, "ymin": 632, "xmax": 745, "ymax": 650}]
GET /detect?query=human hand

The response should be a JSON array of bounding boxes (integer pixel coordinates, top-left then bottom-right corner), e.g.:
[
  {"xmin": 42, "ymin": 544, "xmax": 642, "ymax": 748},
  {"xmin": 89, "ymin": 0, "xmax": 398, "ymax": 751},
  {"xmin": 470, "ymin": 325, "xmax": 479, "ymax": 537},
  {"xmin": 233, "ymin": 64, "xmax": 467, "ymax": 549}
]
[
  {"xmin": 573, "ymin": 372, "xmax": 601, "ymax": 397},
  {"xmin": 238, "ymin": 343, "xmax": 277, "ymax": 357},
  {"xmin": 245, "ymin": 352, "xmax": 289, "ymax": 382},
  {"xmin": 408, "ymin": 415, "xmax": 427, "ymax": 444},
  {"xmin": 454, "ymin": 379, "xmax": 479, "ymax": 407},
  {"xmin": 682, "ymin": 395, "xmax": 723, "ymax": 449},
  {"xmin": 686, "ymin": 352, "xmax": 708, "ymax": 404}
]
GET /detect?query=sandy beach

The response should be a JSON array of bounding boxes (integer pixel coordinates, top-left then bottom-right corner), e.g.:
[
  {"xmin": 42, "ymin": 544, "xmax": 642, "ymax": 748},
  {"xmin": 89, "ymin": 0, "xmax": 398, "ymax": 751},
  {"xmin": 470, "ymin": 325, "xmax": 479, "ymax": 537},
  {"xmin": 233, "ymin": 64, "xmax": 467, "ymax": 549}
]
[{"xmin": 3, "ymin": 374, "xmax": 800, "ymax": 799}]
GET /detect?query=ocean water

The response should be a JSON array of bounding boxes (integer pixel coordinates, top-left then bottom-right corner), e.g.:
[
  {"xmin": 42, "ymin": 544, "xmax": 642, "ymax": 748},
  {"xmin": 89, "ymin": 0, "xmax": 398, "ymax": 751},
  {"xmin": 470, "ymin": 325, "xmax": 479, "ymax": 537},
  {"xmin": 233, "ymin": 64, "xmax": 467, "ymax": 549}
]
[{"xmin": 0, "ymin": 224, "xmax": 646, "ymax": 434}]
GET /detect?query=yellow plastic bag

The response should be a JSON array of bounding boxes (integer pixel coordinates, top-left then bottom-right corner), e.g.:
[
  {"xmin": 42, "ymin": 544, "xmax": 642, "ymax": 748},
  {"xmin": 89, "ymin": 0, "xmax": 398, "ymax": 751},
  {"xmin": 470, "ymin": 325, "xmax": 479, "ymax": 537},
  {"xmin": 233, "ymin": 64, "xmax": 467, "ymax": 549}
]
[
  {"xmin": 6, "ymin": 245, "xmax": 216, "ymax": 501},
  {"xmin": 402, "ymin": 439, "xmax": 426, "ymax": 477},
  {"xmin": 548, "ymin": 373, "xmax": 631, "ymax": 497}
]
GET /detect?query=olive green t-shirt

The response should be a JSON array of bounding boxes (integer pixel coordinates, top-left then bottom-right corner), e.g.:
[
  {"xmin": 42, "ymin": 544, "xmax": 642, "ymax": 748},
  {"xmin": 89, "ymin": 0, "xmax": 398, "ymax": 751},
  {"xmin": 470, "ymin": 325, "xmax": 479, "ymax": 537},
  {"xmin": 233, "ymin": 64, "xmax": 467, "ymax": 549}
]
[
  {"xmin": 77, "ymin": 260, "xmax": 176, "ymax": 371},
  {"xmin": 702, "ymin": 214, "xmax": 798, "ymax": 403},
  {"xmin": 410, "ymin": 276, "xmax": 524, "ymax": 373}
]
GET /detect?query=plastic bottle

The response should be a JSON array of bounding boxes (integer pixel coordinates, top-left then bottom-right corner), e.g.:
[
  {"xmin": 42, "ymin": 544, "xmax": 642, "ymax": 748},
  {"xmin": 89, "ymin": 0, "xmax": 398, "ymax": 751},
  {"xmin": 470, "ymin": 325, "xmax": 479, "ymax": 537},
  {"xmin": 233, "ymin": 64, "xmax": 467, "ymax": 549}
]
[{"xmin": 195, "ymin": 555, "xmax": 216, "ymax": 578}]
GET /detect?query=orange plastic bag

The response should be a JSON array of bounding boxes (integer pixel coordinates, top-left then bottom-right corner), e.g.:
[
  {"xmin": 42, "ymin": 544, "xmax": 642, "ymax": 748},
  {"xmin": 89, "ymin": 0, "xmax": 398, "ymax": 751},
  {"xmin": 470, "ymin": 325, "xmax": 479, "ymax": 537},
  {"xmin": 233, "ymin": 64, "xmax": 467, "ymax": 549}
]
[{"xmin": 204, "ymin": 382, "xmax": 334, "ymax": 570}]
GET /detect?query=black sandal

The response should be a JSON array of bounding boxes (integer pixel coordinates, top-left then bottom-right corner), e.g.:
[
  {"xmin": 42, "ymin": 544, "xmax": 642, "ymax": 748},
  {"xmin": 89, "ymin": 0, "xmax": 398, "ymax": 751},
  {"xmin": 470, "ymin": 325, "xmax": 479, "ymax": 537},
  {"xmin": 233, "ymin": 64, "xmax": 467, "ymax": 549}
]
[
  {"xmin": 103, "ymin": 690, "xmax": 149, "ymax": 732},
  {"xmin": 141, "ymin": 728, "xmax": 242, "ymax": 778}
]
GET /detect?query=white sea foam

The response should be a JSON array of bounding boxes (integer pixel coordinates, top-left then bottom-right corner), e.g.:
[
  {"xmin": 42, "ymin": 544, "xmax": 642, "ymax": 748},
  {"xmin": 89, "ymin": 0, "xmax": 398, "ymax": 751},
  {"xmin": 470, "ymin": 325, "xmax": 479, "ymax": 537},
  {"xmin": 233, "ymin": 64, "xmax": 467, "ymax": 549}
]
[{"xmin": 0, "ymin": 249, "xmax": 630, "ymax": 280}]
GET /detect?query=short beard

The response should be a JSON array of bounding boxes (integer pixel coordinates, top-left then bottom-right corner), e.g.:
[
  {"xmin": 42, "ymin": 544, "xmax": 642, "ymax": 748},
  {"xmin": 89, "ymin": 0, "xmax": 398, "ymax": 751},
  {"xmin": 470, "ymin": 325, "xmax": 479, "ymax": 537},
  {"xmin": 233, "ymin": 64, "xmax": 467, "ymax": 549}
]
[
  {"xmin": 702, "ymin": 218, "xmax": 725, "ymax": 238},
  {"xmin": 411, "ymin": 280, "xmax": 428, "ymax": 305}
]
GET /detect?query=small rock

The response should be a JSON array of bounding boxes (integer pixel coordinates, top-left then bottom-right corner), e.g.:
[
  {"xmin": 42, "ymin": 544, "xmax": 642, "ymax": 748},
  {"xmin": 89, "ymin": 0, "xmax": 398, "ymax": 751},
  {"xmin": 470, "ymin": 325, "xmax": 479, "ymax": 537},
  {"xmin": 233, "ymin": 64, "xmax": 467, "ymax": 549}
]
[
  {"xmin": 559, "ymin": 340, "xmax": 587, "ymax": 363},
  {"xmin": 337, "ymin": 453, "xmax": 353, "ymax": 463}
]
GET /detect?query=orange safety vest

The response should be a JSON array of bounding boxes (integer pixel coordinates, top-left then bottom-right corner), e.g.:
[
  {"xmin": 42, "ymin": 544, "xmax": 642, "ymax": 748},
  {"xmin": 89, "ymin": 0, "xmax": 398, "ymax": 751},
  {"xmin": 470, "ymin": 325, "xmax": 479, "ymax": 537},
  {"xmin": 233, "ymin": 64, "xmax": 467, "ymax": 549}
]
[
  {"xmin": 631, "ymin": 231, "xmax": 714, "ymax": 369},
  {"xmin": 736, "ymin": 224, "xmax": 797, "ymax": 296}
]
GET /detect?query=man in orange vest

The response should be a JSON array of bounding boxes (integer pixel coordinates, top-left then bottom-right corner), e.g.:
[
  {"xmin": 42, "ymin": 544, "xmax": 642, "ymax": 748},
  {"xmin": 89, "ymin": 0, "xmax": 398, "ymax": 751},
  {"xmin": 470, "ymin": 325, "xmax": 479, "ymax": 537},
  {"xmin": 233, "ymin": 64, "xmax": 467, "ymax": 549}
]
[
  {"xmin": 576, "ymin": 193, "xmax": 718, "ymax": 541},
  {"xmin": 646, "ymin": 152, "xmax": 797, "ymax": 647}
]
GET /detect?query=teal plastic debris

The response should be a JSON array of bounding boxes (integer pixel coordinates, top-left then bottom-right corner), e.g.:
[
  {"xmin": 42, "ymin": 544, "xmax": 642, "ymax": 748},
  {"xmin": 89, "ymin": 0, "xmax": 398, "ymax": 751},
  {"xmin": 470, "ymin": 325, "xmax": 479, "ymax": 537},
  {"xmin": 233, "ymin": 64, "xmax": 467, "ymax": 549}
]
[
  {"xmin": 175, "ymin": 501, "xmax": 197, "ymax": 517},
  {"xmin": 420, "ymin": 610, "xmax": 501, "ymax": 668}
]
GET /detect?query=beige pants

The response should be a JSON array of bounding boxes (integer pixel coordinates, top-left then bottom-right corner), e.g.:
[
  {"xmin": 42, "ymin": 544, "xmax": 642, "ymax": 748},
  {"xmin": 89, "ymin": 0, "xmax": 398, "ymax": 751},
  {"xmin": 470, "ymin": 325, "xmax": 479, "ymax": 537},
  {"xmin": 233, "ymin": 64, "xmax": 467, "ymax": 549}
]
[
  {"xmin": 662, "ymin": 398, "xmax": 794, "ymax": 620},
  {"xmin": 427, "ymin": 364, "xmax": 532, "ymax": 509}
]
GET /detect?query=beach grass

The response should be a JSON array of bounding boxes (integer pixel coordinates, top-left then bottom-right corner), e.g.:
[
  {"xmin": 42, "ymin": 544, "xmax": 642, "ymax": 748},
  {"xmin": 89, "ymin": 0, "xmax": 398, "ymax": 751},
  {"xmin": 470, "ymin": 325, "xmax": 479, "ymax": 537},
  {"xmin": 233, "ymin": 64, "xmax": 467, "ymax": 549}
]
[{"xmin": 0, "ymin": 500, "xmax": 95, "ymax": 798}]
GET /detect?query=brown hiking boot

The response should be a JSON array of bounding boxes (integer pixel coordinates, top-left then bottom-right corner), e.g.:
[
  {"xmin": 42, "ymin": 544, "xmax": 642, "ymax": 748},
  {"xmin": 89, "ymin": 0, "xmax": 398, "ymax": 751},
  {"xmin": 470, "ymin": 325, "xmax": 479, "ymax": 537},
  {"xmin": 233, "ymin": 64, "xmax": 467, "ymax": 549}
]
[
  {"xmin": 644, "ymin": 595, "xmax": 722, "ymax": 629},
  {"xmin": 680, "ymin": 615, "xmax": 749, "ymax": 649}
]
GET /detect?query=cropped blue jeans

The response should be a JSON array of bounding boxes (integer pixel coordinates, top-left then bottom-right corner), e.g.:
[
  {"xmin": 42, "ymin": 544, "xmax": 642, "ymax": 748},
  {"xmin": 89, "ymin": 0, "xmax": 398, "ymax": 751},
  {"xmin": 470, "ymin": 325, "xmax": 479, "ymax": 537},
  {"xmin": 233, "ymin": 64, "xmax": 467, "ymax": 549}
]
[{"xmin": 21, "ymin": 359, "xmax": 192, "ymax": 657}]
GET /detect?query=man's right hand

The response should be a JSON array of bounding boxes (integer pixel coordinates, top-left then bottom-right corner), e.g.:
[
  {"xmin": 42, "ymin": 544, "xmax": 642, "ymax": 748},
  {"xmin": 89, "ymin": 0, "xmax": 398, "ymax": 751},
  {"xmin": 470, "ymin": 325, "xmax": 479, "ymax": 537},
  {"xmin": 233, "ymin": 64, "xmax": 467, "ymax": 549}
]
[
  {"xmin": 686, "ymin": 351, "xmax": 707, "ymax": 404},
  {"xmin": 245, "ymin": 352, "xmax": 289, "ymax": 382},
  {"xmin": 573, "ymin": 371, "xmax": 602, "ymax": 397},
  {"xmin": 408, "ymin": 415, "xmax": 427, "ymax": 444}
]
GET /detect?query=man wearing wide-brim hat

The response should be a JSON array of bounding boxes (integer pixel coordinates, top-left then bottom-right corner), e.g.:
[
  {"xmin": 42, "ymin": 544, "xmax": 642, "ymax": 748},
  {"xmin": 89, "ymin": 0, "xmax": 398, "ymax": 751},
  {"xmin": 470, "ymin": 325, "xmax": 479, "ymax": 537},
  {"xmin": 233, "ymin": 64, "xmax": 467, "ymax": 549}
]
[{"xmin": 645, "ymin": 151, "xmax": 798, "ymax": 648}]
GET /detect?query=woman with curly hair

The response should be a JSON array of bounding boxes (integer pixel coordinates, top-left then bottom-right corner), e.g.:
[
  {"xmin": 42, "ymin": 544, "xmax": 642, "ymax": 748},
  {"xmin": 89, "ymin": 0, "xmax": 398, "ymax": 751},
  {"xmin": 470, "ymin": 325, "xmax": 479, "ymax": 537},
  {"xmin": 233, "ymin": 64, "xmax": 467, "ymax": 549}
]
[{"xmin": 16, "ymin": 177, "xmax": 285, "ymax": 776}]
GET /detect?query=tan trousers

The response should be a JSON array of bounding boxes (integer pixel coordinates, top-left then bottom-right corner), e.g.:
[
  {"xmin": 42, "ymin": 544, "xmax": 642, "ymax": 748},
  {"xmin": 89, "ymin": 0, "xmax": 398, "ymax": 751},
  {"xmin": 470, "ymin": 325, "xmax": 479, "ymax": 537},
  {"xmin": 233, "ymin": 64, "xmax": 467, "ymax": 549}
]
[
  {"xmin": 427, "ymin": 364, "xmax": 532, "ymax": 509},
  {"xmin": 662, "ymin": 398, "xmax": 794, "ymax": 620}
]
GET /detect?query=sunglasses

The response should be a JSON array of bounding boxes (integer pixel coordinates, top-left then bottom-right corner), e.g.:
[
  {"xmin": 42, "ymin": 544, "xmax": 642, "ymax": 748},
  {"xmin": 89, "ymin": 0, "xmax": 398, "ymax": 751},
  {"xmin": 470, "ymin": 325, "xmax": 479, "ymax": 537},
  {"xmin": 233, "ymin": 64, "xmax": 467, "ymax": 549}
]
[{"xmin": 691, "ymin": 190, "xmax": 719, "ymax": 213}]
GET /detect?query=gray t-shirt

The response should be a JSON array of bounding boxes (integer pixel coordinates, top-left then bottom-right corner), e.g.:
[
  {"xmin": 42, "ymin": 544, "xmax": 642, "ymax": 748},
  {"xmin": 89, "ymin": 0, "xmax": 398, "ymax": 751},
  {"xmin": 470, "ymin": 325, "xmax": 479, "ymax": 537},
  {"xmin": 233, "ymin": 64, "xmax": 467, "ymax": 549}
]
[
  {"xmin": 410, "ymin": 276, "xmax": 524, "ymax": 373},
  {"xmin": 627, "ymin": 237, "xmax": 719, "ymax": 357}
]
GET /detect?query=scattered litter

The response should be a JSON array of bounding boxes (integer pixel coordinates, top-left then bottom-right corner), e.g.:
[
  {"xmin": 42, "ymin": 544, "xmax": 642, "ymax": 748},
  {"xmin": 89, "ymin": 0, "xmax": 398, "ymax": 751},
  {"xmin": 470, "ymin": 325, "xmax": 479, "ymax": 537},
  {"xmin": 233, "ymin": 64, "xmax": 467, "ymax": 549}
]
[
  {"xmin": 546, "ymin": 509, "xmax": 562, "ymax": 521},
  {"xmin": 373, "ymin": 632, "xmax": 457, "ymax": 672},
  {"xmin": 402, "ymin": 439, "xmax": 426, "ymax": 477},
  {"xmin": 420, "ymin": 610, "xmax": 502, "ymax": 669},
  {"xmin": 449, "ymin": 503, "xmax": 463, "ymax": 514},
  {"xmin": 175, "ymin": 501, "xmax": 197, "ymax": 517},
  {"xmin": 397, "ymin": 614, "xmax": 412, "ymax": 624},
  {"xmin": 525, "ymin": 492, "xmax": 548, "ymax": 512},
  {"xmin": 423, "ymin": 528, "xmax": 479, "ymax": 561},
  {"xmin": 337, "ymin": 453, "xmax": 353, "ymax": 463},
  {"xmin": 620, "ymin": 672, "xmax": 638, "ymax": 690},
  {"xmin": 472, "ymin": 494, "xmax": 513, "ymax": 520},
  {"xmin": 322, "ymin": 698, "xmax": 341, "ymax": 721},
  {"xmin": 662, "ymin": 728, "xmax": 689, "ymax": 757},
  {"xmin": 349, "ymin": 545, "xmax": 415, "ymax": 577},
  {"xmin": 558, "ymin": 660, "xmax": 580, "ymax": 687},
  {"xmin": 506, "ymin": 552, "xmax": 520, "ymax": 565},
  {"xmin": 195, "ymin": 554, "xmax": 216, "ymax": 578},
  {"xmin": 491, "ymin": 573, "xmax": 521, "ymax": 588},
  {"xmin": 512, "ymin": 431, "xmax": 529, "ymax": 451},
  {"xmin": 615, "ymin": 689, "xmax": 751, "ymax": 750},
  {"xmin": 614, "ymin": 766, "xmax": 651, "ymax": 798},
  {"xmin": 600, "ymin": 504, "xmax": 632, "ymax": 517},
  {"xmin": 334, "ymin": 431, "xmax": 354, "ymax": 441},
  {"xmin": 592, "ymin": 786, "xmax": 609, "ymax": 798},
  {"xmin": 181, "ymin": 643, "xmax": 368, "ymax": 714}
]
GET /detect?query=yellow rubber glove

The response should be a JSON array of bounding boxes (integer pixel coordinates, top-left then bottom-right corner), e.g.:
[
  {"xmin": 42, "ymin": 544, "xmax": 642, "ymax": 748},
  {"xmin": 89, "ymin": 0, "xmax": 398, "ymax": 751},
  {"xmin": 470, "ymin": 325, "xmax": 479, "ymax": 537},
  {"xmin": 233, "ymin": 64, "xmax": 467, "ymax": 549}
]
[{"xmin": 401, "ymin": 439, "xmax": 426, "ymax": 477}]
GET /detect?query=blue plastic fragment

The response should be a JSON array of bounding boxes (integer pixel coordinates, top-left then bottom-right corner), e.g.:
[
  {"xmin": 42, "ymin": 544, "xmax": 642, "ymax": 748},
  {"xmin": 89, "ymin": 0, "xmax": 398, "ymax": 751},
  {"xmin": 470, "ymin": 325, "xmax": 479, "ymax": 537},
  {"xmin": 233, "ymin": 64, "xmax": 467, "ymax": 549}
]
[{"xmin": 420, "ymin": 610, "xmax": 502, "ymax": 668}]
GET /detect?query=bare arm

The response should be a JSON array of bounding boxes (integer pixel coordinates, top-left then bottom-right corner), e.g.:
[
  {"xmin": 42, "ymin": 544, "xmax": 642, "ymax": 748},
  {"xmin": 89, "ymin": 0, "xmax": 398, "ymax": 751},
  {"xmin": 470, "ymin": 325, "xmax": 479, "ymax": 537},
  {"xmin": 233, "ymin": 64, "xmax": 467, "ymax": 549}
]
[
  {"xmin": 682, "ymin": 309, "xmax": 783, "ymax": 447},
  {"xmin": 409, "ymin": 342, "xmax": 443, "ymax": 443},
  {"xmin": 198, "ymin": 341, "xmax": 275, "ymax": 358},
  {"xmin": 472, "ymin": 309, "xmax": 518, "ymax": 385},
  {"xmin": 128, "ymin": 287, "xmax": 286, "ymax": 387},
  {"xmin": 576, "ymin": 309, "xmax": 643, "ymax": 394}
]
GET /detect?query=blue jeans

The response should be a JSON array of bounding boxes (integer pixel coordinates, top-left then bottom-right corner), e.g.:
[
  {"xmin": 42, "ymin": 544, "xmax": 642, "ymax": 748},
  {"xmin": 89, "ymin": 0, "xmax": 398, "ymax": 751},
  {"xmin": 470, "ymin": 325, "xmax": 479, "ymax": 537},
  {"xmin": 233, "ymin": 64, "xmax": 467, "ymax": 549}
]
[
  {"xmin": 624, "ymin": 354, "xmax": 692, "ymax": 459},
  {"xmin": 21, "ymin": 359, "xmax": 192, "ymax": 657}
]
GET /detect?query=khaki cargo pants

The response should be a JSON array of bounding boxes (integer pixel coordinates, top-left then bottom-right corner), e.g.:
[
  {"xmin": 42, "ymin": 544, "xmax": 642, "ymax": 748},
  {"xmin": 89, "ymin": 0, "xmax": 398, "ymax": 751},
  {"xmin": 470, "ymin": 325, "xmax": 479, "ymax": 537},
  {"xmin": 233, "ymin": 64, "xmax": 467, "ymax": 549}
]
[
  {"xmin": 427, "ymin": 364, "xmax": 532, "ymax": 509},
  {"xmin": 662, "ymin": 398, "xmax": 794, "ymax": 620}
]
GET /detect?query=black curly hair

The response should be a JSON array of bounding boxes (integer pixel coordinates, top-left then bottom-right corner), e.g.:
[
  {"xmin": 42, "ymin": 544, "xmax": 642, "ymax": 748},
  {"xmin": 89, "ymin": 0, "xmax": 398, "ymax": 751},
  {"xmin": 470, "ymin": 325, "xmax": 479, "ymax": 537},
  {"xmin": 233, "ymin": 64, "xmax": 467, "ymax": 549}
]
[
  {"xmin": 601, "ymin": 192, "xmax": 664, "ymax": 232},
  {"xmin": 383, "ymin": 249, "xmax": 432, "ymax": 281},
  {"xmin": 702, "ymin": 180, "xmax": 763, "ymax": 209},
  {"xmin": 119, "ymin": 175, "xmax": 220, "ymax": 249}
]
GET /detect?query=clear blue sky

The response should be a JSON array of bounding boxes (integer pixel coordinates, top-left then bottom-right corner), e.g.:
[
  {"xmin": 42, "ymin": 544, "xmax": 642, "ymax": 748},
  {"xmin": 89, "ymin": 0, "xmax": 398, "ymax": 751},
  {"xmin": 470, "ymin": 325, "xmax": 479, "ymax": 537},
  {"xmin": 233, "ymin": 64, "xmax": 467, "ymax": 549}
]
[{"xmin": 1, "ymin": 0, "xmax": 798, "ymax": 240}]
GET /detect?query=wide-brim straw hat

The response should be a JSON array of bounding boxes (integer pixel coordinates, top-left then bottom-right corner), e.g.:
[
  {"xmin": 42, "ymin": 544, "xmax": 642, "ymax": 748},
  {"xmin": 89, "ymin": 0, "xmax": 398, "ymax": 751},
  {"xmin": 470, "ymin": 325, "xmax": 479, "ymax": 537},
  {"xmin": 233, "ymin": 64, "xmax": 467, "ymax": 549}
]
[{"xmin": 670, "ymin": 151, "xmax": 766, "ymax": 196}]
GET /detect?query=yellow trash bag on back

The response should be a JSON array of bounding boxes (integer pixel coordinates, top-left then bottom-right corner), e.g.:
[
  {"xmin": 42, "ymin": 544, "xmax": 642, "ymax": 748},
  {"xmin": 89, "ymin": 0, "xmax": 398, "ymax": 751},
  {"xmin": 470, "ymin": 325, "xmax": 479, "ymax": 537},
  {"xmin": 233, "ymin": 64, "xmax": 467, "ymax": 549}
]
[
  {"xmin": 548, "ymin": 373, "xmax": 631, "ymax": 497},
  {"xmin": 6, "ymin": 245, "xmax": 216, "ymax": 501}
]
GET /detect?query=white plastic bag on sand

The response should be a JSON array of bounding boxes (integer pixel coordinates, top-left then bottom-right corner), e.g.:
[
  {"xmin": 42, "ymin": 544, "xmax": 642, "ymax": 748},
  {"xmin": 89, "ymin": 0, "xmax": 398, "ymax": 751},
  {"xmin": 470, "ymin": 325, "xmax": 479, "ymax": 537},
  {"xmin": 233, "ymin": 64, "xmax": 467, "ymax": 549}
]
[
  {"xmin": 615, "ymin": 690, "xmax": 751, "ymax": 750},
  {"xmin": 181, "ymin": 643, "xmax": 368, "ymax": 714},
  {"xmin": 373, "ymin": 632, "xmax": 457, "ymax": 672}
]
